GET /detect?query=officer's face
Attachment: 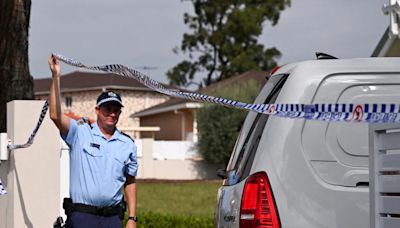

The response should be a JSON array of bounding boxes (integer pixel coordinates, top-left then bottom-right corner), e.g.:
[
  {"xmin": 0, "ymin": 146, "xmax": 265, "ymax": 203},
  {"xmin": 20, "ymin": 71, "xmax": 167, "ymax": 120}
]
[{"xmin": 96, "ymin": 103, "xmax": 122, "ymax": 127}]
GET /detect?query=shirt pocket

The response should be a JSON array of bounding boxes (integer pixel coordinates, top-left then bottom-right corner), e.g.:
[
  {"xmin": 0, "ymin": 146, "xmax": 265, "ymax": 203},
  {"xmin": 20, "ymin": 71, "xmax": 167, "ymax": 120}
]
[
  {"xmin": 83, "ymin": 144, "xmax": 104, "ymax": 157},
  {"xmin": 81, "ymin": 144, "xmax": 104, "ymax": 173},
  {"xmin": 113, "ymin": 156, "xmax": 129, "ymax": 183}
]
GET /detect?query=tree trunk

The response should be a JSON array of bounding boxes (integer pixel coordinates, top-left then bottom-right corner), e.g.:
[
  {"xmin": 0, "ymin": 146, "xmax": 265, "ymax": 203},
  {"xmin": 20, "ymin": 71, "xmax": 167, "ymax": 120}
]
[{"xmin": 0, "ymin": 0, "xmax": 34, "ymax": 132}]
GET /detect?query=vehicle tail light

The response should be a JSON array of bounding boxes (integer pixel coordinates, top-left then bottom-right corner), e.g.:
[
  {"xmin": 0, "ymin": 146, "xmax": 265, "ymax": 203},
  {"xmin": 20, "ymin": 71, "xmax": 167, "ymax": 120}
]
[{"xmin": 240, "ymin": 172, "xmax": 280, "ymax": 228}]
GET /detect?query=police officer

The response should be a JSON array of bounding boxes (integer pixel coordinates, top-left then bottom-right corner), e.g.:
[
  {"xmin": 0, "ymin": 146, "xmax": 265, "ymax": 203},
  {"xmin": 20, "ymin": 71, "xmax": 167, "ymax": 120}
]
[{"xmin": 48, "ymin": 56, "xmax": 138, "ymax": 228}]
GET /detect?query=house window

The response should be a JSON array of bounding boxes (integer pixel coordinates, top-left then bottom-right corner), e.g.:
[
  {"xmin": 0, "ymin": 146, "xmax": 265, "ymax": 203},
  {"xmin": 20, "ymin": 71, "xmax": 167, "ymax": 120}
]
[{"xmin": 65, "ymin": 96, "xmax": 72, "ymax": 108}]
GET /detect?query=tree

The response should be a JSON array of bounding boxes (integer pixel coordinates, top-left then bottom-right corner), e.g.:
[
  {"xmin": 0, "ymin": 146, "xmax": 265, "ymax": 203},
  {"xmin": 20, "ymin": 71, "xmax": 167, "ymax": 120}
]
[
  {"xmin": 167, "ymin": 0, "xmax": 289, "ymax": 87},
  {"xmin": 197, "ymin": 79, "xmax": 261, "ymax": 168},
  {"xmin": 0, "ymin": 0, "xmax": 34, "ymax": 132}
]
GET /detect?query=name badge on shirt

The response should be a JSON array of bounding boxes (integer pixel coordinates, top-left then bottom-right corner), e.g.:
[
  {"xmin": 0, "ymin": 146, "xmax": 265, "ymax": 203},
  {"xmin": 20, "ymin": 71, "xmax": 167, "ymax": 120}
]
[{"xmin": 90, "ymin": 143, "xmax": 100, "ymax": 149}]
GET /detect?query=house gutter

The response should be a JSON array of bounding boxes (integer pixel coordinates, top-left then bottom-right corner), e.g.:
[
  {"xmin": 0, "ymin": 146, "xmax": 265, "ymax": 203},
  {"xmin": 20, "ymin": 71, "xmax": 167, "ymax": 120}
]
[{"xmin": 132, "ymin": 102, "xmax": 202, "ymax": 118}]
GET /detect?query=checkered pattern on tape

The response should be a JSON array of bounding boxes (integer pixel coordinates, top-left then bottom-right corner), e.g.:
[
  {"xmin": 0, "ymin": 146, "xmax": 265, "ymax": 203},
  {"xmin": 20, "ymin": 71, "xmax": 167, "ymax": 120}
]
[
  {"xmin": 52, "ymin": 53, "xmax": 400, "ymax": 124},
  {"xmin": 8, "ymin": 100, "xmax": 49, "ymax": 150},
  {"xmin": 0, "ymin": 178, "xmax": 6, "ymax": 195}
]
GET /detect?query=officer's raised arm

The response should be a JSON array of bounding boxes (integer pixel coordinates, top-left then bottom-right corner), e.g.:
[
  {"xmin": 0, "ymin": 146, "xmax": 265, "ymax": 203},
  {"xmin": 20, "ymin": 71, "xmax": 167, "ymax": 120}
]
[{"xmin": 48, "ymin": 55, "xmax": 70, "ymax": 135}]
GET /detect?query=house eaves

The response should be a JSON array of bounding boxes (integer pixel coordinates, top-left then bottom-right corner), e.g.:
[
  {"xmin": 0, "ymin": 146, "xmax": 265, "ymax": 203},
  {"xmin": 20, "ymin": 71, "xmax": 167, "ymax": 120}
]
[
  {"xmin": 35, "ymin": 85, "xmax": 154, "ymax": 95},
  {"xmin": 130, "ymin": 71, "xmax": 268, "ymax": 118},
  {"xmin": 34, "ymin": 71, "xmax": 178, "ymax": 95},
  {"xmin": 132, "ymin": 102, "xmax": 202, "ymax": 118}
]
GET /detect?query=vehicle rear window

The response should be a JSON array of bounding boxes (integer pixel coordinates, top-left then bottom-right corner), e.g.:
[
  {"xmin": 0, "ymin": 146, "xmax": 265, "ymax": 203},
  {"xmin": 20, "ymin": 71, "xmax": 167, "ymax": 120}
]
[{"xmin": 224, "ymin": 74, "xmax": 288, "ymax": 186}]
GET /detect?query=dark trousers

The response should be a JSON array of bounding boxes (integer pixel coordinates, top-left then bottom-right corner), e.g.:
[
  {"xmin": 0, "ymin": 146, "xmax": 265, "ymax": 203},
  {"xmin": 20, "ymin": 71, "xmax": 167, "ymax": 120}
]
[{"xmin": 66, "ymin": 212, "xmax": 122, "ymax": 228}]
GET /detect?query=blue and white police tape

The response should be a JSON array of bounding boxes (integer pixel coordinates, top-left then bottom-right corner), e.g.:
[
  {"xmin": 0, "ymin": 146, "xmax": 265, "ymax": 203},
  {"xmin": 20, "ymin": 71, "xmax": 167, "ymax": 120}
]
[
  {"xmin": 8, "ymin": 100, "xmax": 49, "ymax": 150},
  {"xmin": 52, "ymin": 53, "xmax": 400, "ymax": 124},
  {"xmin": 0, "ymin": 179, "xmax": 6, "ymax": 195},
  {"xmin": 0, "ymin": 54, "xmax": 398, "ymax": 196}
]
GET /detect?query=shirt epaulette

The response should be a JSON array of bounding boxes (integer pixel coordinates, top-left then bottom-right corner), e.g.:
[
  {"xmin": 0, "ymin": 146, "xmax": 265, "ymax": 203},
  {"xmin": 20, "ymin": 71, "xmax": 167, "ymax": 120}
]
[
  {"xmin": 121, "ymin": 131, "xmax": 135, "ymax": 143},
  {"xmin": 77, "ymin": 117, "xmax": 92, "ymax": 129}
]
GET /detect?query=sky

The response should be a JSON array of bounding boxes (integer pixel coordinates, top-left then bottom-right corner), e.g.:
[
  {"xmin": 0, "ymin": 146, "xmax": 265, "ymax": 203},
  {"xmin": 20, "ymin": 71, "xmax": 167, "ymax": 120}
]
[{"xmin": 29, "ymin": 0, "xmax": 389, "ymax": 85}]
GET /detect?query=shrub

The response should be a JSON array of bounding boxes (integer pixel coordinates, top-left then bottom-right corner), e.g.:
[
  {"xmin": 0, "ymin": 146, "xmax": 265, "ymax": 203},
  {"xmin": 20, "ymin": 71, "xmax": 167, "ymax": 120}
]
[
  {"xmin": 197, "ymin": 79, "xmax": 262, "ymax": 168},
  {"xmin": 123, "ymin": 211, "xmax": 214, "ymax": 228}
]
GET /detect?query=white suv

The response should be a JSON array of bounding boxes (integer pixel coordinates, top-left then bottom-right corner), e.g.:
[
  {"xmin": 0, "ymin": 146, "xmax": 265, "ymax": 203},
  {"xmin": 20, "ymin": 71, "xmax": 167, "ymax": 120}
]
[{"xmin": 214, "ymin": 56, "xmax": 400, "ymax": 228}]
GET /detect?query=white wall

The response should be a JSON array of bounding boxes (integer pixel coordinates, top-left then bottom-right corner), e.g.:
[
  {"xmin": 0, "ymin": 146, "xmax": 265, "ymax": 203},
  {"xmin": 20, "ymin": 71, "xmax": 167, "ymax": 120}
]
[
  {"xmin": 0, "ymin": 101, "xmax": 60, "ymax": 228},
  {"xmin": 151, "ymin": 140, "xmax": 199, "ymax": 160},
  {"xmin": 136, "ymin": 139, "xmax": 217, "ymax": 180}
]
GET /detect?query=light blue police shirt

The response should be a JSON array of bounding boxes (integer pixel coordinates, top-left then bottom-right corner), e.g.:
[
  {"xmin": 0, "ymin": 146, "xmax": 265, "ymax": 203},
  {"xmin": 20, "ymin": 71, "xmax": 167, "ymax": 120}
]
[{"xmin": 62, "ymin": 118, "xmax": 138, "ymax": 207}]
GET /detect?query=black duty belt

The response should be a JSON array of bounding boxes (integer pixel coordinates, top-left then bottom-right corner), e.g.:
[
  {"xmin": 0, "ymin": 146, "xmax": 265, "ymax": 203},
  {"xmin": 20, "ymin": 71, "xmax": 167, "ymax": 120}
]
[{"xmin": 63, "ymin": 198, "xmax": 125, "ymax": 217}]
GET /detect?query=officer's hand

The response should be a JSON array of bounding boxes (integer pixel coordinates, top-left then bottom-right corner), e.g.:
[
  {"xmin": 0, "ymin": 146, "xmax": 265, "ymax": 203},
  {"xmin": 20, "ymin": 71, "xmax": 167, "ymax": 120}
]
[
  {"xmin": 126, "ymin": 220, "xmax": 136, "ymax": 228},
  {"xmin": 48, "ymin": 55, "xmax": 61, "ymax": 77}
]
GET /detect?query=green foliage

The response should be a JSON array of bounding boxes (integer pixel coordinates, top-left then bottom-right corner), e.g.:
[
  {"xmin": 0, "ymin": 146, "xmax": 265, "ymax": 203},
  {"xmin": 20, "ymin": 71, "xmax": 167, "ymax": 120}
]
[
  {"xmin": 136, "ymin": 181, "xmax": 221, "ymax": 217},
  {"xmin": 167, "ymin": 0, "xmax": 290, "ymax": 87},
  {"xmin": 197, "ymin": 80, "xmax": 262, "ymax": 168},
  {"xmin": 123, "ymin": 211, "xmax": 214, "ymax": 228},
  {"xmin": 122, "ymin": 181, "xmax": 220, "ymax": 227}
]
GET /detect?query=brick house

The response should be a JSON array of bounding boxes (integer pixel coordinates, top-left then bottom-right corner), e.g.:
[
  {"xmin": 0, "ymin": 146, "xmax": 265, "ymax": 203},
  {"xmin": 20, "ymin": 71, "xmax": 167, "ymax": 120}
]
[
  {"xmin": 132, "ymin": 98, "xmax": 201, "ymax": 141},
  {"xmin": 34, "ymin": 71, "xmax": 170, "ymax": 138},
  {"xmin": 33, "ymin": 70, "xmax": 269, "ymax": 178}
]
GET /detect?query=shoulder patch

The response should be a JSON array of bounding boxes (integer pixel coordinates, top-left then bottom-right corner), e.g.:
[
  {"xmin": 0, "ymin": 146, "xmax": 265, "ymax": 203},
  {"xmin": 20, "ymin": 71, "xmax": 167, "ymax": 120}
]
[
  {"xmin": 77, "ymin": 117, "xmax": 92, "ymax": 128},
  {"xmin": 121, "ymin": 131, "xmax": 135, "ymax": 143},
  {"xmin": 77, "ymin": 119, "xmax": 85, "ymax": 125}
]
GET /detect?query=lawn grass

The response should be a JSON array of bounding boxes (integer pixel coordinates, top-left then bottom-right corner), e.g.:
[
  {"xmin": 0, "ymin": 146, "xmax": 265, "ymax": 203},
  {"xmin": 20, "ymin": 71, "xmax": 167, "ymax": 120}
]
[{"xmin": 137, "ymin": 180, "xmax": 221, "ymax": 218}]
